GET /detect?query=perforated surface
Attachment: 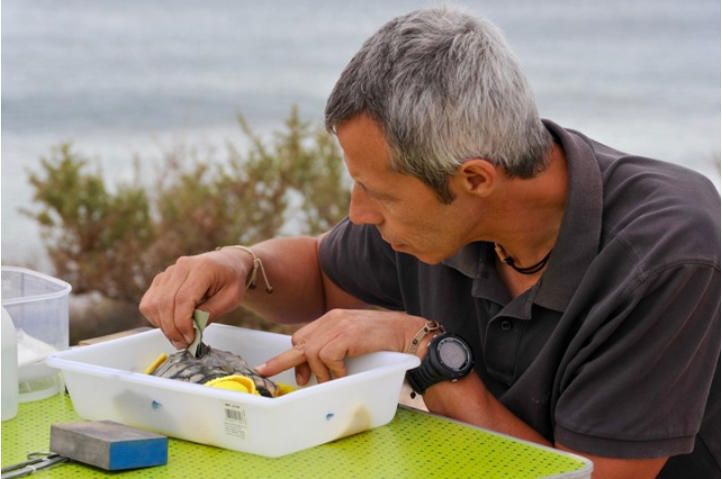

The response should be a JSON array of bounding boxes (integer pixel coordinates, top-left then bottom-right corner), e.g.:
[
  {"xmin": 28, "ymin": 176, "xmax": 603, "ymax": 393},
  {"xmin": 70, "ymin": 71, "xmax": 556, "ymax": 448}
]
[{"xmin": 2, "ymin": 394, "xmax": 590, "ymax": 478}]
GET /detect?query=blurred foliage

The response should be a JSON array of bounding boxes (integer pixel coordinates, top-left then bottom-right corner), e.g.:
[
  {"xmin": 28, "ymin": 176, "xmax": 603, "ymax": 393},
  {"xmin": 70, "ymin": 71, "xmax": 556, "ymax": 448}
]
[{"xmin": 24, "ymin": 106, "xmax": 350, "ymax": 334}]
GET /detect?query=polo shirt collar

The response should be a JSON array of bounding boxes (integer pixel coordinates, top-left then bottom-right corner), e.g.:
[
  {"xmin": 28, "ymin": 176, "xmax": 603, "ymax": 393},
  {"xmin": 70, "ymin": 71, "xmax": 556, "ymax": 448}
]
[
  {"xmin": 536, "ymin": 119, "xmax": 603, "ymax": 312},
  {"xmin": 441, "ymin": 241, "xmax": 481, "ymax": 278},
  {"xmin": 441, "ymin": 119, "xmax": 603, "ymax": 313}
]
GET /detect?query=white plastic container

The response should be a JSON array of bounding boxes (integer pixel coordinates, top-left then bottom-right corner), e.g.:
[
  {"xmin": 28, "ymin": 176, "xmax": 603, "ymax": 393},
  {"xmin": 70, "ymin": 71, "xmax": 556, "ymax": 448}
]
[
  {"xmin": 1, "ymin": 266, "xmax": 72, "ymax": 401},
  {"xmin": 47, "ymin": 324, "xmax": 420, "ymax": 457},
  {"xmin": 1, "ymin": 307, "xmax": 19, "ymax": 420}
]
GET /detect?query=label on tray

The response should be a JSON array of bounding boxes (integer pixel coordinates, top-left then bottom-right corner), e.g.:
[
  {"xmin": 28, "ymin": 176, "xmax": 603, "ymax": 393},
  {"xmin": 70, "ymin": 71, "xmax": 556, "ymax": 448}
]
[{"xmin": 223, "ymin": 402, "xmax": 247, "ymax": 439}]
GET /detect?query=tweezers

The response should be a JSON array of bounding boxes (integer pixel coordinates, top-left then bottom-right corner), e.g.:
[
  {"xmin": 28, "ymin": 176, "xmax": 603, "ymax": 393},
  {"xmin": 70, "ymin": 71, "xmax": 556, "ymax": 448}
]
[{"xmin": 1, "ymin": 452, "xmax": 68, "ymax": 478}]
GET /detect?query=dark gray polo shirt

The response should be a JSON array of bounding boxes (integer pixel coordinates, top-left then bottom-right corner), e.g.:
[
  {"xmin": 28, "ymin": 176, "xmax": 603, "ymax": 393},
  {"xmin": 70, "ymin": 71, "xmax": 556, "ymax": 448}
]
[{"xmin": 319, "ymin": 120, "xmax": 720, "ymax": 476}]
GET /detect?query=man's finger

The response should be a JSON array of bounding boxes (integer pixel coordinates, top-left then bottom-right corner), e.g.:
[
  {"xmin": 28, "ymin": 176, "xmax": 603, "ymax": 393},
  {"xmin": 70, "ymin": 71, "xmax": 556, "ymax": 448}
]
[
  {"xmin": 294, "ymin": 362, "xmax": 312, "ymax": 386},
  {"xmin": 319, "ymin": 342, "xmax": 349, "ymax": 379},
  {"xmin": 304, "ymin": 345, "xmax": 332, "ymax": 383},
  {"xmin": 158, "ymin": 285, "xmax": 188, "ymax": 346},
  {"xmin": 152, "ymin": 265, "xmax": 190, "ymax": 345},
  {"xmin": 255, "ymin": 345, "xmax": 307, "ymax": 377}
]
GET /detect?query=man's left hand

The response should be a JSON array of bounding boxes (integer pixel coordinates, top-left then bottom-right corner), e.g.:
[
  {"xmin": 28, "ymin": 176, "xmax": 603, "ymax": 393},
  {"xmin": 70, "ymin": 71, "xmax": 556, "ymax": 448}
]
[{"xmin": 254, "ymin": 309, "xmax": 426, "ymax": 384}]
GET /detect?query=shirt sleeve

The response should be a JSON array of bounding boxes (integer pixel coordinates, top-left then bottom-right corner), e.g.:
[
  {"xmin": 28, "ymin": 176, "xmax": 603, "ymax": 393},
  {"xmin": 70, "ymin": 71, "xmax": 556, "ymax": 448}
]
[
  {"xmin": 318, "ymin": 218, "xmax": 404, "ymax": 310},
  {"xmin": 554, "ymin": 262, "xmax": 720, "ymax": 458}
]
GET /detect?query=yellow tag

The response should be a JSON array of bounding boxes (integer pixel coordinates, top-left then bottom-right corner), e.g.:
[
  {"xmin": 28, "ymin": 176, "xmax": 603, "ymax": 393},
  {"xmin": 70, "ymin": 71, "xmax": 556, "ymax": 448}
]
[{"xmin": 144, "ymin": 353, "xmax": 168, "ymax": 375}]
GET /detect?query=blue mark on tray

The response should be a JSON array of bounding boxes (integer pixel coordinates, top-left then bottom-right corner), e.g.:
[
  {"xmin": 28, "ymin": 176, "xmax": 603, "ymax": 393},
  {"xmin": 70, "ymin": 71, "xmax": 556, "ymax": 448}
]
[
  {"xmin": 325, "ymin": 412, "xmax": 334, "ymax": 421},
  {"xmin": 151, "ymin": 400, "xmax": 162, "ymax": 410}
]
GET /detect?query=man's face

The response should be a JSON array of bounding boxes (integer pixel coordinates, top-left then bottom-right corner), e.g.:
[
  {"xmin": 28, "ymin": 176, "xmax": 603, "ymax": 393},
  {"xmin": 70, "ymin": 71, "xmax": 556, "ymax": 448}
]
[{"xmin": 336, "ymin": 114, "xmax": 471, "ymax": 264}]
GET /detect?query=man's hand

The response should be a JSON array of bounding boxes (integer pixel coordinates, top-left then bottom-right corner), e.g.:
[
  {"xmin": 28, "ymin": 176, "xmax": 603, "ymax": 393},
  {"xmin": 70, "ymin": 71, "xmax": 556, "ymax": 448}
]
[
  {"xmin": 255, "ymin": 309, "xmax": 426, "ymax": 384},
  {"xmin": 139, "ymin": 248, "xmax": 252, "ymax": 349}
]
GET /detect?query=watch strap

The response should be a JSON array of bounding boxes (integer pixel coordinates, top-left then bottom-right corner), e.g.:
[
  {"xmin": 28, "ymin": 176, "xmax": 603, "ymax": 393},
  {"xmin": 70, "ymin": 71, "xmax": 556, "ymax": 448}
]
[
  {"xmin": 406, "ymin": 356, "xmax": 442, "ymax": 395},
  {"xmin": 407, "ymin": 333, "xmax": 473, "ymax": 395}
]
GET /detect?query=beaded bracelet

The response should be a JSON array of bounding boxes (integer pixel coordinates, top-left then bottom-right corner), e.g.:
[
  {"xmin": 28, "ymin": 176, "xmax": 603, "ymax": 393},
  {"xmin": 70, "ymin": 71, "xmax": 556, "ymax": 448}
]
[{"xmin": 405, "ymin": 320, "xmax": 444, "ymax": 355}]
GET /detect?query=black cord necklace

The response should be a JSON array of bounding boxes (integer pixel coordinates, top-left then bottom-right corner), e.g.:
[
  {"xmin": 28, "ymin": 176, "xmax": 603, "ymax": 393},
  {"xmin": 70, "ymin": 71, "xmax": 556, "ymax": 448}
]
[{"xmin": 494, "ymin": 243, "xmax": 552, "ymax": 275}]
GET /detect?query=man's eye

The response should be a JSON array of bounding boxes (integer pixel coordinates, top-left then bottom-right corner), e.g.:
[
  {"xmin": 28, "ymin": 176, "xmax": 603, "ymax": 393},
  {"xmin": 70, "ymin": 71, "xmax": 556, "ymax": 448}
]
[
  {"xmin": 355, "ymin": 181, "xmax": 395, "ymax": 202},
  {"xmin": 358, "ymin": 182, "xmax": 378, "ymax": 197}
]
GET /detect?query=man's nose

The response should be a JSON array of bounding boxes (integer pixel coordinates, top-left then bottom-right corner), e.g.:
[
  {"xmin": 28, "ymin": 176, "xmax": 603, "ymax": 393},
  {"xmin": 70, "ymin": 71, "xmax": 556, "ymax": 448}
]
[{"xmin": 348, "ymin": 185, "xmax": 383, "ymax": 225}]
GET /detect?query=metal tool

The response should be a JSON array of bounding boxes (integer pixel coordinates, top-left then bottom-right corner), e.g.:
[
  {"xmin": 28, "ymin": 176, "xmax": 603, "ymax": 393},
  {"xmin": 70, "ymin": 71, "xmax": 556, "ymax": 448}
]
[
  {"xmin": 194, "ymin": 341, "xmax": 210, "ymax": 358},
  {"xmin": 1, "ymin": 452, "xmax": 67, "ymax": 479}
]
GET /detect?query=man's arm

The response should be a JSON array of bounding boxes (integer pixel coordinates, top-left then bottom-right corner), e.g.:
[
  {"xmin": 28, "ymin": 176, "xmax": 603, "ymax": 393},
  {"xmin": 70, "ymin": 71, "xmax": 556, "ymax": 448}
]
[
  {"xmin": 239, "ymin": 235, "xmax": 367, "ymax": 323},
  {"xmin": 557, "ymin": 444, "xmax": 667, "ymax": 479},
  {"xmin": 139, "ymin": 235, "xmax": 365, "ymax": 348},
  {"xmin": 422, "ymin": 371, "xmax": 667, "ymax": 479},
  {"xmin": 257, "ymin": 315, "xmax": 668, "ymax": 479}
]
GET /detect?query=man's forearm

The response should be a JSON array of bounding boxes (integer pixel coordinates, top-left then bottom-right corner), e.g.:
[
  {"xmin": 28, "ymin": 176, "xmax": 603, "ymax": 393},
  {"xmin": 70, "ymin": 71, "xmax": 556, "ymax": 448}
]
[
  {"xmin": 235, "ymin": 236, "xmax": 327, "ymax": 324},
  {"xmin": 422, "ymin": 373, "xmax": 552, "ymax": 446},
  {"xmin": 423, "ymin": 377, "xmax": 669, "ymax": 478}
]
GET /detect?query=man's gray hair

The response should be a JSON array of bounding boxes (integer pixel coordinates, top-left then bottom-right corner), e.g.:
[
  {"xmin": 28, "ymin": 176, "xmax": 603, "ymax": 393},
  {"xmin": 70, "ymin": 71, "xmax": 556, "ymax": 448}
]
[{"xmin": 325, "ymin": 7, "xmax": 551, "ymax": 203}]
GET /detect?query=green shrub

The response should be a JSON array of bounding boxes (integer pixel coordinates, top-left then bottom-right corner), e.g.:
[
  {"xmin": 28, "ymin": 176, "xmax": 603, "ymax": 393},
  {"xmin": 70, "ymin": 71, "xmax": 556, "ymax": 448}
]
[{"xmin": 24, "ymin": 106, "xmax": 350, "ymax": 335}]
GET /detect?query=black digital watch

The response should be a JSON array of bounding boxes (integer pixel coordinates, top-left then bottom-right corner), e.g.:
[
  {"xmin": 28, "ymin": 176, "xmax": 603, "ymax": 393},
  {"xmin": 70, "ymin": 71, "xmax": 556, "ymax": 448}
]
[{"xmin": 406, "ymin": 333, "xmax": 474, "ymax": 395}]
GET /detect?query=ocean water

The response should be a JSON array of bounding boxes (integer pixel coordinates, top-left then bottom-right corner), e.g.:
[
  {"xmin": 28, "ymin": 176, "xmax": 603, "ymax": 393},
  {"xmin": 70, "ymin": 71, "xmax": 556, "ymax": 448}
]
[{"xmin": 2, "ymin": 0, "xmax": 720, "ymax": 267}]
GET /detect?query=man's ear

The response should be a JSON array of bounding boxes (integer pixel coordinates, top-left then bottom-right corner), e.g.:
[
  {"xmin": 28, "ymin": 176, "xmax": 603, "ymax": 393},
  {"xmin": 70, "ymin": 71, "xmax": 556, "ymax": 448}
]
[{"xmin": 454, "ymin": 158, "xmax": 497, "ymax": 197}]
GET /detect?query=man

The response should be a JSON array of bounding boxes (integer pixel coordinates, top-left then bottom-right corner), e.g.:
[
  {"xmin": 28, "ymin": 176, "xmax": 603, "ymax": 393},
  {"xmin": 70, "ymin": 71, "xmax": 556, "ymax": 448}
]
[{"xmin": 140, "ymin": 8, "xmax": 720, "ymax": 478}]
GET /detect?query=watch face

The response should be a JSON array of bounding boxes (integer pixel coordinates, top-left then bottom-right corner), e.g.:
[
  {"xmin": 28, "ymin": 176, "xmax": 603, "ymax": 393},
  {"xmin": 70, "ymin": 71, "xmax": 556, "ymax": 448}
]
[{"xmin": 438, "ymin": 337, "xmax": 470, "ymax": 370}]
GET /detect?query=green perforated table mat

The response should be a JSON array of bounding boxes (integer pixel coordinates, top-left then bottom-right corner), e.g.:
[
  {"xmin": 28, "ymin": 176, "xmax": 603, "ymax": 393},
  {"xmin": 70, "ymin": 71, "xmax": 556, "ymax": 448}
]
[{"xmin": 2, "ymin": 394, "xmax": 591, "ymax": 478}]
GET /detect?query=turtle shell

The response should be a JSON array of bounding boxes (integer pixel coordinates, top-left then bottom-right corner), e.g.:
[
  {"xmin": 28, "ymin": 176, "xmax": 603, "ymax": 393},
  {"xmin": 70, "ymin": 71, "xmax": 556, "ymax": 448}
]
[{"xmin": 151, "ymin": 346, "xmax": 280, "ymax": 398}]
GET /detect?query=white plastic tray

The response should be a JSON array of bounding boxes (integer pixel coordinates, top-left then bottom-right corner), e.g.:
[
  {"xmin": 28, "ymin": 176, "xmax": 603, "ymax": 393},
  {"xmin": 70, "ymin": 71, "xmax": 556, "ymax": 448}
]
[{"xmin": 47, "ymin": 324, "xmax": 420, "ymax": 457}]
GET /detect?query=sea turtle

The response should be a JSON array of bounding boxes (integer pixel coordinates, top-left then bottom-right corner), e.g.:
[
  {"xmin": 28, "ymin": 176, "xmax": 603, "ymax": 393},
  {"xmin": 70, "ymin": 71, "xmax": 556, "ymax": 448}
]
[{"xmin": 149, "ymin": 346, "xmax": 281, "ymax": 398}]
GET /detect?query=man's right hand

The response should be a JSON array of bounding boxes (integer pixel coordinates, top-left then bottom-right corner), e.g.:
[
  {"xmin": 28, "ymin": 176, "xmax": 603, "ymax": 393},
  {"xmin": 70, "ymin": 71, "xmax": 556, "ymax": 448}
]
[{"xmin": 139, "ymin": 248, "xmax": 252, "ymax": 349}]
